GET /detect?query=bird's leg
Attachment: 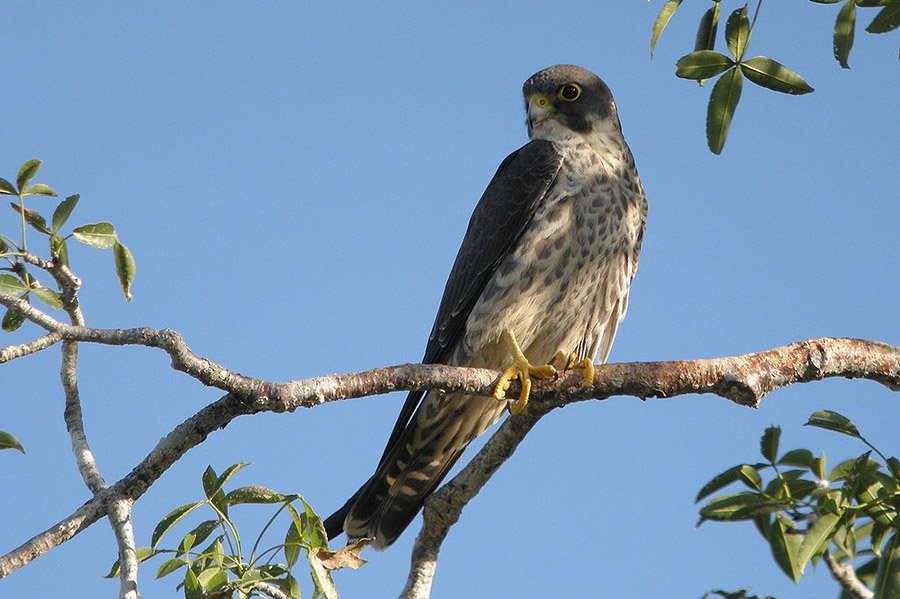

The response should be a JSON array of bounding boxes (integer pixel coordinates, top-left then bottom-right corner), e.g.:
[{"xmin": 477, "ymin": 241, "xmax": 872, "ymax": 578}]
[
  {"xmin": 551, "ymin": 350, "xmax": 596, "ymax": 388},
  {"xmin": 492, "ymin": 329, "xmax": 557, "ymax": 415}
]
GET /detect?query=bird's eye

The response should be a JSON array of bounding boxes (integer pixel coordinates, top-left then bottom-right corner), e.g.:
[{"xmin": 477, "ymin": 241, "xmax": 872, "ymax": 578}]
[{"xmin": 558, "ymin": 83, "xmax": 582, "ymax": 102}]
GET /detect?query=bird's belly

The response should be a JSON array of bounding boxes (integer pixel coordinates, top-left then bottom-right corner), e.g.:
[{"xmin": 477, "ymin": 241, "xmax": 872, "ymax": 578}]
[{"xmin": 459, "ymin": 192, "xmax": 631, "ymax": 369}]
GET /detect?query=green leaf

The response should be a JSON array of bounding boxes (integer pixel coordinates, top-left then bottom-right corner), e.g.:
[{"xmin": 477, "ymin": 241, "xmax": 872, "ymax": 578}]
[
  {"xmin": 156, "ymin": 557, "xmax": 187, "ymax": 579},
  {"xmin": 675, "ymin": 50, "xmax": 735, "ymax": 80},
  {"xmin": 71, "ymin": 222, "xmax": 118, "ymax": 249},
  {"xmin": 207, "ymin": 462, "xmax": 251, "ymax": 499},
  {"xmin": 238, "ymin": 567, "xmax": 266, "ymax": 586},
  {"xmin": 105, "ymin": 546, "xmax": 157, "ymax": 578},
  {"xmin": 284, "ymin": 573, "xmax": 302, "ymax": 599},
  {"xmin": 52, "ymin": 194, "xmax": 80, "ymax": 232},
  {"xmin": 695, "ymin": 3, "xmax": 721, "ymax": 52},
  {"xmin": 842, "ymin": 452, "xmax": 874, "ymax": 500},
  {"xmin": 872, "ymin": 522, "xmax": 892, "ymax": 558},
  {"xmin": 202, "ymin": 465, "xmax": 219, "ymax": 499},
  {"xmin": 784, "ymin": 478, "xmax": 819, "ymax": 501},
  {"xmin": 151, "ymin": 501, "xmax": 205, "ymax": 548},
  {"xmin": 833, "ymin": 519, "xmax": 860, "ymax": 561},
  {"xmin": 181, "ymin": 532, "xmax": 196, "ymax": 556},
  {"xmin": 867, "ymin": 2, "xmax": 900, "ymax": 33},
  {"xmin": 816, "ymin": 451, "xmax": 828, "ymax": 481},
  {"xmin": 873, "ymin": 532, "xmax": 900, "ymax": 599},
  {"xmin": 741, "ymin": 56, "xmax": 814, "ymax": 95},
  {"xmin": 307, "ymin": 546, "xmax": 339, "ymax": 599},
  {"xmin": 859, "ymin": 477, "xmax": 897, "ymax": 528},
  {"xmin": 50, "ymin": 235, "xmax": 69, "ymax": 266},
  {"xmin": 200, "ymin": 568, "xmax": 229, "ymax": 592},
  {"xmin": 187, "ymin": 519, "xmax": 220, "ymax": 548},
  {"xmin": 697, "ymin": 463, "xmax": 769, "ymax": 502},
  {"xmin": 202, "ymin": 465, "xmax": 229, "ymax": 518},
  {"xmin": 10, "ymin": 203, "xmax": 52, "ymax": 235},
  {"xmin": 887, "ymin": 457, "xmax": 900, "ymax": 481},
  {"xmin": 806, "ymin": 410, "xmax": 862, "ymax": 439},
  {"xmin": 830, "ymin": 457, "xmax": 863, "ymax": 481},
  {"xmin": 30, "ymin": 286, "xmax": 63, "ymax": 310},
  {"xmin": 16, "ymin": 160, "xmax": 41, "ymax": 193},
  {"xmin": 740, "ymin": 464, "xmax": 763, "ymax": 491},
  {"xmin": 779, "ymin": 449, "xmax": 814, "ymax": 468},
  {"xmin": 706, "ymin": 67, "xmax": 743, "ymax": 154},
  {"xmin": 113, "ymin": 241, "xmax": 136, "ymax": 302},
  {"xmin": 0, "ymin": 178, "xmax": 16, "ymax": 195},
  {"xmin": 768, "ymin": 513, "xmax": 803, "ymax": 583},
  {"xmin": 285, "ymin": 521, "xmax": 304, "ymax": 569},
  {"xmin": 834, "ymin": 0, "xmax": 857, "ymax": 69},
  {"xmin": 797, "ymin": 512, "xmax": 842, "ymax": 573},
  {"xmin": 210, "ymin": 537, "xmax": 225, "ymax": 567},
  {"xmin": 699, "ymin": 492, "xmax": 786, "ymax": 523},
  {"xmin": 183, "ymin": 566, "xmax": 203, "ymax": 599},
  {"xmin": 224, "ymin": 485, "xmax": 287, "ymax": 504},
  {"xmin": 0, "ymin": 430, "xmax": 25, "ymax": 453},
  {"xmin": 651, "ymin": 0, "xmax": 683, "ymax": 56},
  {"xmin": 725, "ymin": 5, "xmax": 750, "ymax": 60},
  {"xmin": 302, "ymin": 498, "xmax": 329, "ymax": 548},
  {"xmin": 760, "ymin": 426, "xmax": 781, "ymax": 463},
  {"xmin": 0, "ymin": 274, "xmax": 28, "ymax": 295},
  {"xmin": 2, "ymin": 307, "xmax": 26, "ymax": 332},
  {"xmin": 23, "ymin": 183, "xmax": 56, "ymax": 197}
]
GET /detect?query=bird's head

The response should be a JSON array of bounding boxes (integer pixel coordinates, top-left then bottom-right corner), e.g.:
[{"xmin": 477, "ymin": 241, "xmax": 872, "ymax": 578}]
[{"xmin": 522, "ymin": 64, "xmax": 620, "ymax": 142}]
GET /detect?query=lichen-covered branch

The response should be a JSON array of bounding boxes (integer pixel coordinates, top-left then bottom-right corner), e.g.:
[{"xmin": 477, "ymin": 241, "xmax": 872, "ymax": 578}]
[
  {"xmin": 0, "ymin": 332, "xmax": 61, "ymax": 363},
  {"xmin": 12, "ymin": 254, "xmax": 140, "ymax": 598},
  {"xmin": 0, "ymin": 296, "xmax": 897, "ymax": 586},
  {"xmin": 823, "ymin": 551, "xmax": 874, "ymax": 599},
  {"xmin": 106, "ymin": 496, "xmax": 139, "ymax": 599},
  {"xmin": 398, "ymin": 337, "xmax": 900, "ymax": 598}
]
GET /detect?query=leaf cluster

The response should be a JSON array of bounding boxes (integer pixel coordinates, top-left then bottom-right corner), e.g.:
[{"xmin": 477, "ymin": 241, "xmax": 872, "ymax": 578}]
[
  {"xmin": 809, "ymin": 0, "xmax": 900, "ymax": 68},
  {"xmin": 0, "ymin": 159, "xmax": 136, "ymax": 332},
  {"xmin": 108, "ymin": 463, "xmax": 362, "ymax": 599},
  {"xmin": 697, "ymin": 411, "xmax": 900, "ymax": 597},
  {"xmin": 651, "ymin": 1, "xmax": 898, "ymax": 154}
]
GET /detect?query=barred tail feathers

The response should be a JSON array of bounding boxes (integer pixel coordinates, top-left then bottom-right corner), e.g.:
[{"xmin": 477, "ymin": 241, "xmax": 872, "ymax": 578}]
[{"xmin": 331, "ymin": 391, "xmax": 505, "ymax": 549}]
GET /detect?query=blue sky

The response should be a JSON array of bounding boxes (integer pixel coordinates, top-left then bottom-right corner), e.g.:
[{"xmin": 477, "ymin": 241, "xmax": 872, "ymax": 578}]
[{"xmin": 1, "ymin": 2, "xmax": 897, "ymax": 598}]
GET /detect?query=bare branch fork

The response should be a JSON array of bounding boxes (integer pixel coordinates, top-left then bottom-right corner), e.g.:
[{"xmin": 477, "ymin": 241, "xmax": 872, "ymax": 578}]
[{"xmin": 1, "ymin": 283, "xmax": 898, "ymax": 596}]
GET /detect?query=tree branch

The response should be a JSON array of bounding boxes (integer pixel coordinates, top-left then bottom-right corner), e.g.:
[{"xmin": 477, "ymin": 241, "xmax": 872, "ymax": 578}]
[
  {"xmin": 106, "ymin": 496, "xmax": 139, "ymax": 599},
  {"xmin": 823, "ymin": 551, "xmax": 873, "ymax": 599},
  {"xmin": 0, "ymin": 332, "xmax": 61, "ymax": 363},
  {"xmin": 1, "ymin": 322, "xmax": 897, "ymax": 581},
  {"xmin": 399, "ymin": 337, "xmax": 900, "ymax": 597}
]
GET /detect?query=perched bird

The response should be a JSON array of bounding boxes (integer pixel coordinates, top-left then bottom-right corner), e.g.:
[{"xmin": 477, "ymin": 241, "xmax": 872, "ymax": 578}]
[{"xmin": 325, "ymin": 64, "xmax": 648, "ymax": 549}]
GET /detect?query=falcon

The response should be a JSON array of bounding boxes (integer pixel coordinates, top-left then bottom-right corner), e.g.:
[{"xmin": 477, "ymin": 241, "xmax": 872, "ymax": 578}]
[{"xmin": 325, "ymin": 64, "xmax": 648, "ymax": 549}]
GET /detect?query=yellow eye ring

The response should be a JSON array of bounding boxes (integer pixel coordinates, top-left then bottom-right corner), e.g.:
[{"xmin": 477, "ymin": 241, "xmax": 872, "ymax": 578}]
[{"xmin": 557, "ymin": 83, "xmax": 581, "ymax": 102}]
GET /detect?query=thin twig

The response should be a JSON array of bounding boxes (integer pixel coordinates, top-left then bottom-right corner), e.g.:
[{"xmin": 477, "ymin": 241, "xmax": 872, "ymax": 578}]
[
  {"xmin": 61, "ymin": 340, "xmax": 106, "ymax": 493},
  {"xmin": 823, "ymin": 551, "xmax": 873, "ymax": 599},
  {"xmin": 254, "ymin": 581, "xmax": 293, "ymax": 599},
  {"xmin": 0, "ymin": 332, "xmax": 61, "ymax": 363}
]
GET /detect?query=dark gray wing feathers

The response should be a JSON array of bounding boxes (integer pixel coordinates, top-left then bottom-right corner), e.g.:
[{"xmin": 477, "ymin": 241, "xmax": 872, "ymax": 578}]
[
  {"xmin": 380, "ymin": 140, "xmax": 561, "ymax": 459},
  {"xmin": 324, "ymin": 141, "xmax": 562, "ymax": 541}
]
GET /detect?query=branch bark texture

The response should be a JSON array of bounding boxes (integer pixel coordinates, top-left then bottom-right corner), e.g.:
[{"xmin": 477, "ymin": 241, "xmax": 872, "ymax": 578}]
[
  {"xmin": 1, "ymin": 287, "xmax": 897, "ymax": 595},
  {"xmin": 823, "ymin": 551, "xmax": 874, "ymax": 599}
]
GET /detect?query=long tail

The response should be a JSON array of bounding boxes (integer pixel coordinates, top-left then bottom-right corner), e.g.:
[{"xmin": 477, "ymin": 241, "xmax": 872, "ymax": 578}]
[{"xmin": 324, "ymin": 390, "xmax": 505, "ymax": 549}]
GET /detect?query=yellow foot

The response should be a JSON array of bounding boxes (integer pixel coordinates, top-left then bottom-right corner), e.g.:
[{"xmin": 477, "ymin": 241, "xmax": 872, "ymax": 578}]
[
  {"xmin": 492, "ymin": 330, "xmax": 556, "ymax": 415},
  {"xmin": 551, "ymin": 350, "xmax": 595, "ymax": 388}
]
